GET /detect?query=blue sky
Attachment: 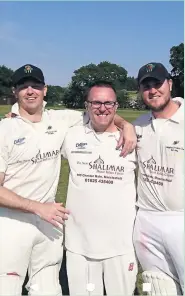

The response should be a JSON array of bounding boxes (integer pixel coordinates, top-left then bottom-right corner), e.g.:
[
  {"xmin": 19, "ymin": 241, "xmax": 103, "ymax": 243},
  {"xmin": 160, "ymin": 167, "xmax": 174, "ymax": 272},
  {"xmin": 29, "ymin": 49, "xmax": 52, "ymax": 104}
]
[{"xmin": 0, "ymin": 1, "xmax": 184, "ymax": 86}]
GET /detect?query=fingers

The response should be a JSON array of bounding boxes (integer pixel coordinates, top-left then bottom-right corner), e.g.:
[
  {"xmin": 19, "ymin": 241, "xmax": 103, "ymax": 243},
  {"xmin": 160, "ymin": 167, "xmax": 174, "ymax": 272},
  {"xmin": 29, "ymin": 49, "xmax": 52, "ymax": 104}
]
[
  {"xmin": 4, "ymin": 112, "xmax": 16, "ymax": 118},
  {"xmin": 55, "ymin": 213, "xmax": 68, "ymax": 224},
  {"xmin": 116, "ymin": 137, "xmax": 124, "ymax": 149},
  {"xmin": 119, "ymin": 140, "xmax": 136, "ymax": 157},
  {"xmin": 56, "ymin": 203, "xmax": 70, "ymax": 214},
  {"xmin": 50, "ymin": 219, "xmax": 60, "ymax": 228},
  {"xmin": 48, "ymin": 212, "xmax": 69, "ymax": 227},
  {"xmin": 120, "ymin": 144, "xmax": 131, "ymax": 158}
]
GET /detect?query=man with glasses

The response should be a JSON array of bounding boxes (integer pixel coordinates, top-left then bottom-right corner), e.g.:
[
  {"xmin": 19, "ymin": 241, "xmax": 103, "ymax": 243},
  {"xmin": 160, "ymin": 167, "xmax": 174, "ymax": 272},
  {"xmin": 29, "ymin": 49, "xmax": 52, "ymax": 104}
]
[
  {"xmin": 0, "ymin": 65, "xmax": 137, "ymax": 296},
  {"xmin": 132, "ymin": 63, "xmax": 184, "ymax": 295},
  {"xmin": 61, "ymin": 81, "xmax": 138, "ymax": 295}
]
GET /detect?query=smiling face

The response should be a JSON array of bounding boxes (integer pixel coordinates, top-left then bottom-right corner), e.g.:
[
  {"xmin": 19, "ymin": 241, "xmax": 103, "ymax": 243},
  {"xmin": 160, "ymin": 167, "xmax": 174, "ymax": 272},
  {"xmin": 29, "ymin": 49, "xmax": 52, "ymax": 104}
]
[
  {"xmin": 14, "ymin": 79, "xmax": 47, "ymax": 114},
  {"xmin": 139, "ymin": 78, "xmax": 173, "ymax": 112},
  {"xmin": 85, "ymin": 85, "xmax": 118, "ymax": 132}
]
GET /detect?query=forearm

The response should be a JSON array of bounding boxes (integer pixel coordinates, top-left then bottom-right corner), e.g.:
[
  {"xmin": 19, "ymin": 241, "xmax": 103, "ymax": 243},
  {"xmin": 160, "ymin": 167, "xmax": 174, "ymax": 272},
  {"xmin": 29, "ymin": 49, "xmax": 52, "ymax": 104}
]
[
  {"xmin": 0, "ymin": 186, "xmax": 40, "ymax": 214},
  {"xmin": 114, "ymin": 114, "xmax": 131, "ymax": 129}
]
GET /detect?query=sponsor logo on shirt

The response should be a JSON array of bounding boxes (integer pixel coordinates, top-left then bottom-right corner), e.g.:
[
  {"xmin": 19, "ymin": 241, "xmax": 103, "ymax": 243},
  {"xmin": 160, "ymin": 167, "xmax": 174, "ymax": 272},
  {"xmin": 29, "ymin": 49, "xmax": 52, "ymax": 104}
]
[
  {"xmin": 76, "ymin": 142, "xmax": 87, "ymax": 149},
  {"xmin": 45, "ymin": 126, "xmax": 57, "ymax": 135},
  {"xmin": 71, "ymin": 142, "xmax": 91, "ymax": 154},
  {"xmin": 14, "ymin": 137, "xmax": 26, "ymax": 145},
  {"xmin": 31, "ymin": 149, "xmax": 60, "ymax": 164},
  {"xmin": 9, "ymin": 149, "xmax": 60, "ymax": 166},
  {"xmin": 140, "ymin": 156, "xmax": 175, "ymax": 186},
  {"xmin": 142, "ymin": 156, "xmax": 174, "ymax": 176},
  {"xmin": 89, "ymin": 155, "xmax": 124, "ymax": 174}
]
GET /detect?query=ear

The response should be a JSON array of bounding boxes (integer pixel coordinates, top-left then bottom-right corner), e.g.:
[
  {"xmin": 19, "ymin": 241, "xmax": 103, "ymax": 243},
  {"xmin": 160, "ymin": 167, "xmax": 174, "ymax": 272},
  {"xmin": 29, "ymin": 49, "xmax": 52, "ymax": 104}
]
[
  {"xmin": 115, "ymin": 102, "xmax": 119, "ymax": 111},
  {"xmin": 169, "ymin": 79, "xmax": 173, "ymax": 92},
  {"xmin": 12, "ymin": 86, "xmax": 18, "ymax": 99},
  {"xmin": 44, "ymin": 85, "xmax": 47, "ymax": 97},
  {"xmin": 84, "ymin": 101, "xmax": 88, "ymax": 110}
]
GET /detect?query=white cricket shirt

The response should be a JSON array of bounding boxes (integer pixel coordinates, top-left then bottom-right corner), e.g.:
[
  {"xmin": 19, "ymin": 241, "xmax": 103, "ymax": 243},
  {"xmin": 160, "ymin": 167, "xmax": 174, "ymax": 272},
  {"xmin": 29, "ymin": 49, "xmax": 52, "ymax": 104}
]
[
  {"xmin": 62, "ymin": 123, "xmax": 137, "ymax": 259},
  {"xmin": 0, "ymin": 102, "xmax": 87, "ymax": 203},
  {"xmin": 134, "ymin": 98, "xmax": 184, "ymax": 212}
]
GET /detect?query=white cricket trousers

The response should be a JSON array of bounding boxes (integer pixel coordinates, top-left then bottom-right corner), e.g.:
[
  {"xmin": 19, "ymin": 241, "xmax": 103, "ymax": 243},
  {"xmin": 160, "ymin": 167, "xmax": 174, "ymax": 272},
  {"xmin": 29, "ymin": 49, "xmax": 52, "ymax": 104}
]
[
  {"xmin": 133, "ymin": 209, "xmax": 184, "ymax": 293},
  {"xmin": 66, "ymin": 250, "xmax": 138, "ymax": 295},
  {"xmin": 0, "ymin": 208, "xmax": 64, "ymax": 296}
]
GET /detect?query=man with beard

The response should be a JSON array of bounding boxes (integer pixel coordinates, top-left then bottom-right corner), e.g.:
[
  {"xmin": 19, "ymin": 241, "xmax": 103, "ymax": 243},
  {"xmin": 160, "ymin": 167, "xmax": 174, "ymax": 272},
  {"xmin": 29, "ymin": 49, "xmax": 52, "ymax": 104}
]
[{"xmin": 133, "ymin": 63, "xmax": 184, "ymax": 295}]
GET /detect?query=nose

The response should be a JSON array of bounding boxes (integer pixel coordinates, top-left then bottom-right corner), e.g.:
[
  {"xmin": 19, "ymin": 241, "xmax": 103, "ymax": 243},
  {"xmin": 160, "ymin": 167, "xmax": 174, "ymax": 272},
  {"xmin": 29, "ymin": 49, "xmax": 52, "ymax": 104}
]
[
  {"xmin": 148, "ymin": 86, "xmax": 157, "ymax": 94},
  {"xmin": 26, "ymin": 86, "xmax": 34, "ymax": 95},
  {"xmin": 99, "ymin": 103, "xmax": 106, "ymax": 111}
]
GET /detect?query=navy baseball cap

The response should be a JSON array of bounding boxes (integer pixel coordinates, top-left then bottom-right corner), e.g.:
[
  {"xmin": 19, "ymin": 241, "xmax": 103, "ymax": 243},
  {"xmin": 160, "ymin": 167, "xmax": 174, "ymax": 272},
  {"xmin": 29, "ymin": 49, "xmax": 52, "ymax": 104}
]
[
  {"xmin": 12, "ymin": 64, "xmax": 45, "ymax": 86},
  {"xmin": 137, "ymin": 62, "xmax": 170, "ymax": 86}
]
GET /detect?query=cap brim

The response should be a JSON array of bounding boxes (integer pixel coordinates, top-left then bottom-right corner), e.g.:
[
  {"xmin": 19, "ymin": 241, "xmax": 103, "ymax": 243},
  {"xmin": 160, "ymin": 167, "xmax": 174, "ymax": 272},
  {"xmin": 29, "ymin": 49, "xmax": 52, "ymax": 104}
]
[
  {"xmin": 139, "ymin": 74, "xmax": 165, "ymax": 85},
  {"xmin": 13, "ymin": 75, "xmax": 44, "ymax": 86}
]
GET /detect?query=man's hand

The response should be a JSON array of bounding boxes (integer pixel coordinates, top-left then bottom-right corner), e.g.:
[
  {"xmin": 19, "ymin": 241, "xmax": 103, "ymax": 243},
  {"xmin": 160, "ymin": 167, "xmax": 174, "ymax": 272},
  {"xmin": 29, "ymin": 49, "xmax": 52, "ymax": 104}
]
[
  {"xmin": 4, "ymin": 112, "xmax": 16, "ymax": 118},
  {"xmin": 34, "ymin": 202, "xmax": 70, "ymax": 227},
  {"xmin": 116, "ymin": 122, "xmax": 137, "ymax": 157}
]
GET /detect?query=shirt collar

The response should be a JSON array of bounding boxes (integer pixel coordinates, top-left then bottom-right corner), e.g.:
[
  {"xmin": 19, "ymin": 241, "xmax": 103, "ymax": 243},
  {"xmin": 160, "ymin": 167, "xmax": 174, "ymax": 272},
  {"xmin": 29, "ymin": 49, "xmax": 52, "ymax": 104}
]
[
  {"xmin": 170, "ymin": 99, "xmax": 184, "ymax": 123},
  {"xmin": 149, "ymin": 97, "xmax": 184, "ymax": 124},
  {"xmin": 11, "ymin": 100, "xmax": 47, "ymax": 117},
  {"xmin": 84, "ymin": 121, "xmax": 120, "ymax": 142},
  {"xmin": 84, "ymin": 121, "xmax": 95, "ymax": 134}
]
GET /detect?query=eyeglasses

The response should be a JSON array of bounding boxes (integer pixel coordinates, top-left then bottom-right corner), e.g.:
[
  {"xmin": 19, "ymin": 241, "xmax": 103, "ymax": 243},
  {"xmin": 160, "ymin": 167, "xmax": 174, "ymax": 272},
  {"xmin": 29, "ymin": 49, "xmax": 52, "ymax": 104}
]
[{"xmin": 87, "ymin": 100, "xmax": 118, "ymax": 109}]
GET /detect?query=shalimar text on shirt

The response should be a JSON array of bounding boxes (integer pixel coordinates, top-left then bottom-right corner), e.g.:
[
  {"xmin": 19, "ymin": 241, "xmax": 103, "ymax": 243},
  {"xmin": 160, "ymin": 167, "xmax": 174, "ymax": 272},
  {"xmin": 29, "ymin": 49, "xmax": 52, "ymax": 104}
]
[{"xmin": 31, "ymin": 149, "xmax": 60, "ymax": 164}]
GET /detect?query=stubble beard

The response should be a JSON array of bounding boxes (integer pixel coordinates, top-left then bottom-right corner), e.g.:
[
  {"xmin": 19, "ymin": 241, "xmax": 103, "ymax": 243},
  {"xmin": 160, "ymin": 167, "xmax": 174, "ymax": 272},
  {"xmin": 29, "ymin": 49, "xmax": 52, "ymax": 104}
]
[{"xmin": 144, "ymin": 96, "xmax": 171, "ymax": 112}]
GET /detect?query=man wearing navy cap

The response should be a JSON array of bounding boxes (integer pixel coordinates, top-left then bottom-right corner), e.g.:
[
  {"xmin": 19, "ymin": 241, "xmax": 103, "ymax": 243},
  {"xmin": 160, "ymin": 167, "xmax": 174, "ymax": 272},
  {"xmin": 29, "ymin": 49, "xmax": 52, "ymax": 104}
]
[{"xmin": 133, "ymin": 62, "xmax": 184, "ymax": 295}]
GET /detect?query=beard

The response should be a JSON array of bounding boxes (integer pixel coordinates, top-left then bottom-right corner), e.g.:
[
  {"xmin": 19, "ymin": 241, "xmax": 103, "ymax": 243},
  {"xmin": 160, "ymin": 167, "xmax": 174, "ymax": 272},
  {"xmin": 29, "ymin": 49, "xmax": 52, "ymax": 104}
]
[{"xmin": 144, "ymin": 96, "xmax": 171, "ymax": 112}]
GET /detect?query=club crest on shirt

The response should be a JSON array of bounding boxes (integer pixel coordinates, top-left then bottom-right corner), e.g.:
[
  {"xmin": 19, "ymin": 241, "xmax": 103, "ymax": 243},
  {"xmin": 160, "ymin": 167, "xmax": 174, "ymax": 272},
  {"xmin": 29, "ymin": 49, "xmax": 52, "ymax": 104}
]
[
  {"xmin": 45, "ymin": 126, "xmax": 57, "ymax": 135},
  {"xmin": 166, "ymin": 140, "xmax": 184, "ymax": 152}
]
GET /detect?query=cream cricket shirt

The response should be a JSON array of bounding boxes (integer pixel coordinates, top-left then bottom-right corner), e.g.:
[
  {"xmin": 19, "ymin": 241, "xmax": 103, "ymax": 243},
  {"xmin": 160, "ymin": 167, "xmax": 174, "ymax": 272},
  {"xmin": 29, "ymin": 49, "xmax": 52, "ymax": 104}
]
[
  {"xmin": 0, "ymin": 102, "xmax": 87, "ymax": 203},
  {"xmin": 62, "ymin": 123, "xmax": 137, "ymax": 259},
  {"xmin": 134, "ymin": 98, "xmax": 184, "ymax": 212}
]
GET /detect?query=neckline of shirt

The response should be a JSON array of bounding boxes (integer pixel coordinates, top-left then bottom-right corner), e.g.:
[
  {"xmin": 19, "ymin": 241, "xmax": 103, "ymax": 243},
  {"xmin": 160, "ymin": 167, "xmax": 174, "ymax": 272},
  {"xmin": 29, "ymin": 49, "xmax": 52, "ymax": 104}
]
[{"xmin": 149, "ymin": 97, "xmax": 184, "ymax": 124}]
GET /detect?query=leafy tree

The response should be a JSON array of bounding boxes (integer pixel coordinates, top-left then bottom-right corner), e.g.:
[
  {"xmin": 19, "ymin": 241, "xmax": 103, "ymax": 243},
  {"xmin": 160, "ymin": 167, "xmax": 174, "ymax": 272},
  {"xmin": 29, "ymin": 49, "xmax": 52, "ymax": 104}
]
[
  {"xmin": 169, "ymin": 43, "xmax": 184, "ymax": 97},
  {"xmin": 63, "ymin": 82, "xmax": 83, "ymax": 108},
  {"xmin": 45, "ymin": 85, "xmax": 66, "ymax": 105},
  {"xmin": 63, "ymin": 61, "xmax": 128, "ymax": 108},
  {"xmin": 123, "ymin": 76, "xmax": 138, "ymax": 91},
  {"xmin": 135, "ymin": 92, "xmax": 149, "ymax": 110},
  {"xmin": 0, "ymin": 65, "xmax": 14, "ymax": 101},
  {"xmin": 117, "ymin": 89, "xmax": 130, "ymax": 108}
]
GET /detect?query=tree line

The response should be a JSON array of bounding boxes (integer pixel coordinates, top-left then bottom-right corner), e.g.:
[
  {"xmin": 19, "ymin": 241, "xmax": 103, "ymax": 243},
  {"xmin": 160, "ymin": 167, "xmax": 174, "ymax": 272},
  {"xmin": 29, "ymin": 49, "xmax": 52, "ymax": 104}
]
[{"xmin": 0, "ymin": 43, "xmax": 183, "ymax": 109}]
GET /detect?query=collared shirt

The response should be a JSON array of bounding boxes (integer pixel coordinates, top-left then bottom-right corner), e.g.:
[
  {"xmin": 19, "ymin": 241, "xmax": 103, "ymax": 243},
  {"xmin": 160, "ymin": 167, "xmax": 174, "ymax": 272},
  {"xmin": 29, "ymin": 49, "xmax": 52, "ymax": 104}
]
[
  {"xmin": 0, "ymin": 102, "xmax": 88, "ymax": 203},
  {"xmin": 61, "ymin": 123, "xmax": 137, "ymax": 259},
  {"xmin": 133, "ymin": 97, "xmax": 184, "ymax": 212}
]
